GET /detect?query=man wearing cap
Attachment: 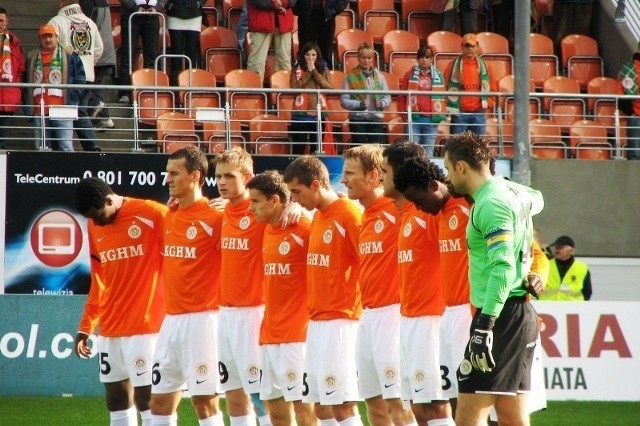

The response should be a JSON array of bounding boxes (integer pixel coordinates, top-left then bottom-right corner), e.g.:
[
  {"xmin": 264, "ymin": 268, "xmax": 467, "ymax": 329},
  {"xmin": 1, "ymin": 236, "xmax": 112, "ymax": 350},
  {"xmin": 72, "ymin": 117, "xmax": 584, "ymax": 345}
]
[
  {"xmin": 445, "ymin": 33, "xmax": 490, "ymax": 138},
  {"xmin": 0, "ymin": 7, "xmax": 25, "ymax": 150},
  {"xmin": 26, "ymin": 24, "xmax": 86, "ymax": 151},
  {"xmin": 617, "ymin": 43, "xmax": 640, "ymax": 160},
  {"xmin": 49, "ymin": 0, "xmax": 104, "ymax": 151},
  {"xmin": 539, "ymin": 235, "xmax": 592, "ymax": 301}
]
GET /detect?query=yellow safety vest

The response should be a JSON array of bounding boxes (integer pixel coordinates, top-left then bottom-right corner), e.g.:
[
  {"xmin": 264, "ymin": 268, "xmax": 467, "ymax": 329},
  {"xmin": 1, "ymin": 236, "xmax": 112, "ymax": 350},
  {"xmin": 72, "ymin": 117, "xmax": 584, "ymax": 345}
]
[{"xmin": 539, "ymin": 259, "xmax": 589, "ymax": 301}]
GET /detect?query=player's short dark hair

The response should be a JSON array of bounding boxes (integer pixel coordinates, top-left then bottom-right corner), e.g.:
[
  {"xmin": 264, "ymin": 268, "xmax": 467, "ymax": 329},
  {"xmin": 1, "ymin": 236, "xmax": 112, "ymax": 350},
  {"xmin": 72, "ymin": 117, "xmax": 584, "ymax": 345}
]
[
  {"xmin": 0, "ymin": 7, "xmax": 7, "ymax": 14},
  {"xmin": 382, "ymin": 140, "xmax": 428, "ymax": 172},
  {"xmin": 443, "ymin": 131, "xmax": 491, "ymax": 171},
  {"xmin": 394, "ymin": 157, "xmax": 446, "ymax": 193},
  {"xmin": 247, "ymin": 170, "xmax": 290, "ymax": 203},
  {"xmin": 74, "ymin": 177, "xmax": 113, "ymax": 214},
  {"xmin": 168, "ymin": 146, "xmax": 208, "ymax": 185},
  {"xmin": 283, "ymin": 156, "xmax": 331, "ymax": 190}
]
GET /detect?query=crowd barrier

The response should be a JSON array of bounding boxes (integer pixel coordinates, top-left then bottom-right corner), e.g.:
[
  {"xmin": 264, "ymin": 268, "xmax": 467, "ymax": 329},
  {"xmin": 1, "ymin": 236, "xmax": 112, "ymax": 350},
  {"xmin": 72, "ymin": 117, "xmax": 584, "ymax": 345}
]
[{"xmin": 0, "ymin": 80, "xmax": 637, "ymax": 159}]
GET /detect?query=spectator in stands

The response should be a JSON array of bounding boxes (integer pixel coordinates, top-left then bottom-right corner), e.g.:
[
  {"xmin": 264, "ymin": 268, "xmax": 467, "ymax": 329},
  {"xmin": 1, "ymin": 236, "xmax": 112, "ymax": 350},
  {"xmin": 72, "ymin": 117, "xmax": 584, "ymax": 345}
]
[
  {"xmin": 294, "ymin": 0, "xmax": 348, "ymax": 69},
  {"xmin": 446, "ymin": 33, "xmax": 490, "ymax": 138},
  {"xmin": 617, "ymin": 43, "xmax": 640, "ymax": 160},
  {"xmin": 236, "ymin": 0, "xmax": 249, "ymax": 57},
  {"xmin": 398, "ymin": 46, "xmax": 446, "ymax": 157},
  {"xmin": 50, "ymin": 0, "xmax": 104, "ymax": 151},
  {"xmin": 0, "ymin": 7, "xmax": 25, "ymax": 150},
  {"xmin": 27, "ymin": 24, "xmax": 85, "ymax": 151},
  {"xmin": 539, "ymin": 235, "xmax": 593, "ymax": 301},
  {"xmin": 441, "ymin": 0, "xmax": 479, "ymax": 36},
  {"xmin": 118, "ymin": 0, "xmax": 167, "ymax": 103},
  {"xmin": 341, "ymin": 43, "xmax": 390, "ymax": 145},
  {"xmin": 553, "ymin": 0, "xmax": 593, "ymax": 55},
  {"xmin": 165, "ymin": 0, "xmax": 204, "ymax": 85},
  {"xmin": 79, "ymin": 0, "xmax": 117, "ymax": 130},
  {"xmin": 290, "ymin": 42, "xmax": 333, "ymax": 155},
  {"xmin": 246, "ymin": 0, "xmax": 294, "ymax": 82}
]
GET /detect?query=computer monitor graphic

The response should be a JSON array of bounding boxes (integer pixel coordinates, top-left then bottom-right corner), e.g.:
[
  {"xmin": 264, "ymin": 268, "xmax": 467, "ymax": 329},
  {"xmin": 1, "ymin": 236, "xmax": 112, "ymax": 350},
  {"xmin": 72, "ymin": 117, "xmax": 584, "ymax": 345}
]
[{"xmin": 38, "ymin": 223, "xmax": 76, "ymax": 255}]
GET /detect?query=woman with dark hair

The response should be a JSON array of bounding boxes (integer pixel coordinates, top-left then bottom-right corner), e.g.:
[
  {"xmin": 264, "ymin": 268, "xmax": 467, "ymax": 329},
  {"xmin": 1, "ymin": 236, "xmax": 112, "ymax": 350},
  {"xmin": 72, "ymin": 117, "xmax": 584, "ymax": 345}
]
[{"xmin": 290, "ymin": 42, "xmax": 332, "ymax": 155}]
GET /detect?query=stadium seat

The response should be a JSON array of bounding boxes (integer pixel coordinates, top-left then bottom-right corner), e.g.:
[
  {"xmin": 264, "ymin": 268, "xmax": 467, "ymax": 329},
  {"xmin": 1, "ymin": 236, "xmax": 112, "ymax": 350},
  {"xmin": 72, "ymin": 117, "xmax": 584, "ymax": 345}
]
[
  {"xmin": 476, "ymin": 33, "xmax": 513, "ymax": 93},
  {"xmin": 561, "ymin": 34, "xmax": 604, "ymax": 90},
  {"xmin": 336, "ymin": 29, "xmax": 376, "ymax": 71},
  {"xmin": 543, "ymin": 76, "xmax": 585, "ymax": 133},
  {"xmin": 428, "ymin": 31, "xmax": 462, "ymax": 54},
  {"xmin": 476, "ymin": 32, "xmax": 509, "ymax": 54},
  {"xmin": 224, "ymin": 69, "xmax": 267, "ymax": 124},
  {"xmin": 223, "ymin": 0, "xmax": 243, "ymax": 31},
  {"xmin": 381, "ymin": 70, "xmax": 402, "ymax": 124},
  {"xmin": 177, "ymin": 69, "xmax": 220, "ymax": 120},
  {"xmin": 529, "ymin": 33, "xmax": 559, "ymax": 90},
  {"xmin": 533, "ymin": 0, "xmax": 554, "ymax": 35},
  {"xmin": 156, "ymin": 112, "xmax": 199, "ymax": 153},
  {"xmin": 401, "ymin": 0, "xmax": 440, "ymax": 39},
  {"xmin": 383, "ymin": 30, "xmax": 419, "ymax": 81},
  {"xmin": 587, "ymin": 76, "xmax": 618, "ymax": 121},
  {"xmin": 131, "ymin": 68, "xmax": 174, "ymax": 127},
  {"xmin": 203, "ymin": 120, "xmax": 245, "ymax": 153},
  {"xmin": 497, "ymin": 74, "xmax": 539, "ymax": 122},
  {"xmin": 269, "ymin": 69, "xmax": 292, "ymax": 108},
  {"xmin": 569, "ymin": 119, "xmax": 610, "ymax": 158},
  {"xmin": 529, "ymin": 118, "xmax": 567, "ymax": 158},
  {"xmin": 202, "ymin": 0, "xmax": 219, "ymax": 27},
  {"xmin": 200, "ymin": 26, "xmax": 242, "ymax": 84},
  {"xmin": 249, "ymin": 114, "xmax": 292, "ymax": 154},
  {"xmin": 360, "ymin": 0, "xmax": 399, "ymax": 44}
]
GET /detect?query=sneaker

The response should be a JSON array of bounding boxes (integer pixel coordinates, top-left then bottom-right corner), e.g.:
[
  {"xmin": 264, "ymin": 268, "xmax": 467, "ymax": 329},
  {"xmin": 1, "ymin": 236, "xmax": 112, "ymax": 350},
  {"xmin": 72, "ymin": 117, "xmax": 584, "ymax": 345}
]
[
  {"xmin": 95, "ymin": 118, "xmax": 115, "ymax": 131},
  {"xmin": 91, "ymin": 101, "xmax": 105, "ymax": 118},
  {"xmin": 118, "ymin": 95, "xmax": 130, "ymax": 103}
]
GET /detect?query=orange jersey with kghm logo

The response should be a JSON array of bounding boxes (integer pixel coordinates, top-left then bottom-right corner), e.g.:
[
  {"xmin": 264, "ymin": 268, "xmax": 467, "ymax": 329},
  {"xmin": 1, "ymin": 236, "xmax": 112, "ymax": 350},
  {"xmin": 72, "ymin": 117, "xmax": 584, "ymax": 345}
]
[
  {"xmin": 260, "ymin": 217, "xmax": 312, "ymax": 344},
  {"xmin": 397, "ymin": 201, "xmax": 445, "ymax": 317},
  {"xmin": 439, "ymin": 197, "xmax": 471, "ymax": 307},
  {"xmin": 358, "ymin": 196, "xmax": 401, "ymax": 308},
  {"xmin": 307, "ymin": 197, "xmax": 362, "ymax": 320},
  {"xmin": 219, "ymin": 198, "xmax": 267, "ymax": 307},
  {"xmin": 79, "ymin": 198, "xmax": 167, "ymax": 337},
  {"xmin": 162, "ymin": 198, "xmax": 222, "ymax": 314}
]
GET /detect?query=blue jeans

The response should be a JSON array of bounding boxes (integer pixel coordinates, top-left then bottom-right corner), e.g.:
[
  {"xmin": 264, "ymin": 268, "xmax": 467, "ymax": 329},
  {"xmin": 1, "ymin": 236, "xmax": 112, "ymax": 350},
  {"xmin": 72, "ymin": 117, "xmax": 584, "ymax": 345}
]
[
  {"xmin": 450, "ymin": 111, "xmax": 486, "ymax": 138},
  {"xmin": 626, "ymin": 115, "xmax": 640, "ymax": 160},
  {"xmin": 411, "ymin": 115, "xmax": 437, "ymax": 157},
  {"xmin": 34, "ymin": 117, "xmax": 74, "ymax": 151},
  {"xmin": 236, "ymin": 1, "xmax": 248, "ymax": 50}
]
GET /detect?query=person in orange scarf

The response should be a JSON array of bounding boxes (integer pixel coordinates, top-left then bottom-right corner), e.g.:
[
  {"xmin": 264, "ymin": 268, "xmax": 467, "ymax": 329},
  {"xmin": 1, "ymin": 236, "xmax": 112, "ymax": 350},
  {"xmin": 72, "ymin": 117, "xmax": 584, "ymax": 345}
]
[{"xmin": 0, "ymin": 7, "xmax": 25, "ymax": 149}]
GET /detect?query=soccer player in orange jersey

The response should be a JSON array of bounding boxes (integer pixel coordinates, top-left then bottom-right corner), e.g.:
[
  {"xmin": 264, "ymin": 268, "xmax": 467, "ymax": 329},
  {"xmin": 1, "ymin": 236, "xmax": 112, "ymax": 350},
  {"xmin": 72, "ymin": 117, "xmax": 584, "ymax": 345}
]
[
  {"xmin": 74, "ymin": 177, "xmax": 167, "ymax": 426},
  {"xmin": 214, "ymin": 147, "xmax": 271, "ymax": 426},
  {"xmin": 393, "ymin": 156, "xmax": 473, "ymax": 416},
  {"xmin": 151, "ymin": 146, "xmax": 224, "ymax": 426},
  {"xmin": 380, "ymin": 141, "xmax": 455, "ymax": 426},
  {"xmin": 283, "ymin": 156, "xmax": 364, "ymax": 426},
  {"xmin": 246, "ymin": 170, "xmax": 317, "ymax": 426},
  {"xmin": 340, "ymin": 145, "xmax": 413, "ymax": 426}
]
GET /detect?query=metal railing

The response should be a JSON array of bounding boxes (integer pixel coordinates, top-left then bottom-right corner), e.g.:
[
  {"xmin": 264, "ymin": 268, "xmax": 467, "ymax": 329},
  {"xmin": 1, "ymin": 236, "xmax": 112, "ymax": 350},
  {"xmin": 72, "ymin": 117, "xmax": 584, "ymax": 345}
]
[{"xmin": 1, "ymin": 80, "xmax": 638, "ymax": 160}]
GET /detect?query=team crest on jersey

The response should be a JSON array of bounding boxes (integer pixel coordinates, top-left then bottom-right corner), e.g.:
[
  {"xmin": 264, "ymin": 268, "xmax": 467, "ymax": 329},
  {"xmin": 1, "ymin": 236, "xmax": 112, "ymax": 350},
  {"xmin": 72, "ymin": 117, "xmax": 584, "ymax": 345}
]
[
  {"xmin": 49, "ymin": 69, "xmax": 62, "ymax": 84},
  {"xmin": 285, "ymin": 369, "xmax": 297, "ymax": 383},
  {"xmin": 459, "ymin": 359, "xmax": 472, "ymax": 376},
  {"xmin": 196, "ymin": 363, "xmax": 209, "ymax": 376},
  {"xmin": 279, "ymin": 241, "xmax": 290, "ymax": 255},
  {"xmin": 186, "ymin": 225, "xmax": 198, "ymax": 240},
  {"xmin": 414, "ymin": 369, "xmax": 425, "ymax": 383},
  {"xmin": 239, "ymin": 215, "xmax": 251, "ymax": 230},
  {"xmin": 248, "ymin": 364, "xmax": 260, "ymax": 379},
  {"xmin": 134, "ymin": 356, "xmax": 147, "ymax": 370},
  {"xmin": 374, "ymin": 219, "xmax": 384, "ymax": 233},
  {"xmin": 128, "ymin": 224, "xmax": 142, "ymax": 239},
  {"xmin": 324, "ymin": 374, "xmax": 337, "ymax": 389},
  {"xmin": 449, "ymin": 214, "xmax": 458, "ymax": 230},
  {"xmin": 403, "ymin": 223, "xmax": 412, "ymax": 237},
  {"xmin": 323, "ymin": 229, "xmax": 333, "ymax": 243}
]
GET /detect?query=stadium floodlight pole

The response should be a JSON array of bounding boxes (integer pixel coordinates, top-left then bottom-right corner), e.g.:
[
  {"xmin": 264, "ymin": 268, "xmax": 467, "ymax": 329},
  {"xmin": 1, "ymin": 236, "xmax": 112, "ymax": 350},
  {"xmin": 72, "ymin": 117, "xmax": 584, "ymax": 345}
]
[{"xmin": 512, "ymin": 0, "xmax": 531, "ymax": 186}]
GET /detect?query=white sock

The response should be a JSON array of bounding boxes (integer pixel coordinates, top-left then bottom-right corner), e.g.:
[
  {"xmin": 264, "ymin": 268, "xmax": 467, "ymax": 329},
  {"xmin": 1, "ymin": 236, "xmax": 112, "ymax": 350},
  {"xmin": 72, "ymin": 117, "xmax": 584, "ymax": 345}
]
[
  {"xmin": 320, "ymin": 420, "xmax": 339, "ymax": 426},
  {"xmin": 199, "ymin": 416, "xmax": 216, "ymax": 426},
  {"xmin": 258, "ymin": 414, "xmax": 272, "ymax": 426},
  {"xmin": 151, "ymin": 413, "xmax": 178, "ymax": 426},
  {"xmin": 406, "ymin": 423, "xmax": 419, "ymax": 426},
  {"xmin": 230, "ymin": 414, "xmax": 255, "ymax": 426},
  {"xmin": 338, "ymin": 415, "xmax": 363, "ymax": 426},
  {"xmin": 211, "ymin": 412, "xmax": 225, "ymax": 426},
  {"xmin": 110, "ymin": 406, "xmax": 137, "ymax": 426},
  {"xmin": 427, "ymin": 418, "xmax": 455, "ymax": 426},
  {"xmin": 140, "ymin": 409, "xmax": 152, "ymax": 426}
]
